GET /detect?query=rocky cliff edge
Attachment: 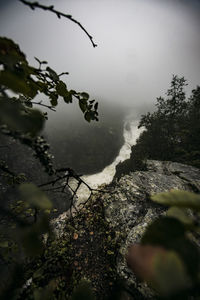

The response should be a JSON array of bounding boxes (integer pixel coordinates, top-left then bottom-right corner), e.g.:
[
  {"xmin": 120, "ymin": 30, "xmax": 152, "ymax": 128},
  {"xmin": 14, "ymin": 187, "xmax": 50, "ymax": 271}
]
[{"xmin": 103, "ymin": 160, "xmax": 200, "ymax": 298}]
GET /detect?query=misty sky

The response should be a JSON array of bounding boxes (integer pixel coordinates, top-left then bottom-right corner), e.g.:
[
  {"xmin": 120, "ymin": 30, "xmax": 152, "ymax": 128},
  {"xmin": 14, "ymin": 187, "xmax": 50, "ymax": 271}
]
[{"xmin": 0, "ymin": 0, "xmax": 200, "ymax": 112}]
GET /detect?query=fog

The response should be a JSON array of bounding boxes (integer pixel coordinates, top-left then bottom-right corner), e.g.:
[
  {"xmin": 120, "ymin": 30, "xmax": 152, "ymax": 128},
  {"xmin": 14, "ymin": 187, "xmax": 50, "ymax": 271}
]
[
  {"xmin": 0, "ymin": 0, "xmax": 200, "ymax": 174},
  {"xmin": 0, "ymin": 0, "xmax": 200, "ymax": 112}
]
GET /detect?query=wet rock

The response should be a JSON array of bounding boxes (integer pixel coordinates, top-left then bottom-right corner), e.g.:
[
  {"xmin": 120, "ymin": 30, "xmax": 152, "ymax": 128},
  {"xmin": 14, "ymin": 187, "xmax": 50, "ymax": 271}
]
[
  {"xmin": 53, "ymin": 160, "xmax": 200, "ymax": 298},
  {"xmin": 102, "ymin": 160, "xmax": 200, "ymax": 298}
]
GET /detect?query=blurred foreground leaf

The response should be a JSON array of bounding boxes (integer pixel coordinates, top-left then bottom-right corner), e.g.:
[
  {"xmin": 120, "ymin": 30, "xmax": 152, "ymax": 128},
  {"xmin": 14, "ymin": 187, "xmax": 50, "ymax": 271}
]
[
  {"xmin": 151, "ymin": 190, "xmax": 200, "ymax": 210},
  {"xmin": 141, "ymin": 217, "xmax": 200, "ymax": 279},
  {"xmin": 166, "ymin": 207, "xmax": 194, "ymax": 227},
  {"xmin": 21, "ymin": 228, "xmax": 44, "ymax": 256},
  {"xmin": 151, "ymin": 250, "xmax": 191, "ymax": 297},
  {"xmin": 141, "ymin": 217, "xmax": 185, "ymax": 247},
  {"xmin": 0, "ymin": 97, "xmax": 44, "ymax": 135},
  {"xmin": 0, "ymin": 70, "xmax": 38, "ymax": 97},
  {"xmin": 20, "ymin": 214, "xmax": 50, "ymax": 256},
  {"xmin": 19, "ymin": 183, "xmax": 52, "ymax": 210}
]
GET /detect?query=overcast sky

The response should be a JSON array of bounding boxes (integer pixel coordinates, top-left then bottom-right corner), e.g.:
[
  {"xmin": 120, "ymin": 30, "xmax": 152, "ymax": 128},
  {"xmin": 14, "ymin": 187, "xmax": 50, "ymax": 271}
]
[{"xmin": 0, "ymin": 0, "xmax": 200, "ymax": 113}]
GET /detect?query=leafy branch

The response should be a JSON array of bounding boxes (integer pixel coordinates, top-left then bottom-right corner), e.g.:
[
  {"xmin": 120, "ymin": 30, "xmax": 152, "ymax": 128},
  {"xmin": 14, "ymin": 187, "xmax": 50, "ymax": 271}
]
[
  {"xmin": 0, "ymin": 6, "xmax": 99, "ymax": 298},
  {"xmin": 19, "ymin": 0, "xmax": 98, "ymax": 48}
]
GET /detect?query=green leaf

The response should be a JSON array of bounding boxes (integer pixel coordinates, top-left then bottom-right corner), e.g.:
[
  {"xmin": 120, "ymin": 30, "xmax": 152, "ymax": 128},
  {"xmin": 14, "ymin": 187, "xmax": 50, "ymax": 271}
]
[
  {"xmin": 94, "ymin": 102, "xmax": 98, "ymax": 110},
  {"xmin": 79, "ymin": 100, "xmax": 87, "ymax": 113},
  {"xmin": 141, "ymin": 217, "xmax": 185, "ymax": 247},
  {"xmin": 19, "ymin": 183, "xmax": 52, "ymax": 210},
  {"xmin": 50, "ymin": 98, "xmax": 57, "ymax": 106},
  {"xmin": 22, "ymin": 108, "xmax": 45, "ymax": 135},
  {"xmin": 46, "ymin": 66, "xmax": 59, "ymax": 81},
  {"xmin": 166, "ymin": 207, "xmax": 193, "ymax": 227},
  {"xmin": 21, "ymin": 229, "xmax": 44, "ymax": 256},
  {"xmin": 0, "ymin": 70, "xmax": 38, "ymax": 97},
  {"xmin": 81, "ymin": 92, "xmax": 89, "ymax": 100},
  {"xmin": 151, "ymin": 250, "xmax": 191, "ymax": 297},
  {"xmin": 0, "ymin": 97, "xmax": 44, "ymax": 135},
  {"xmin": 151, "ymin": 190, "xmax": 200, "ymax": 210},
  {"xmin": 142, "ymin": 216, "xmax": 200, "ymax": 279},
  {"xmin": 69, "ymin": 89, "xmax": 76, "ymax": 95},
  {"xmin": 20, "ymin": 215, "xmax": 50, "ymax": 257},
  {"xmin": 0, "ymin": 37, "xmax": 27, "ymax": 69},
  {"xmin": 64, "ymin": 93, "xmax": 72, "ymax": 103},
  {"xmin": 56, "ymin": 81, "xmax": 68, "ymax": 97},
  {"xmin": 36, "ymin": 81, "xmax": 48, "ymax": 93},
  {"xmin": 85, "ymin": 112, "xmax": 91, "ymax": 122},
  {"xmin": 49, "ymin": 93, "xmax": 58, "ymax": 106},
  {"xmin": 89, "ymin": 99, "xmax": 95, "ymax": 104}
]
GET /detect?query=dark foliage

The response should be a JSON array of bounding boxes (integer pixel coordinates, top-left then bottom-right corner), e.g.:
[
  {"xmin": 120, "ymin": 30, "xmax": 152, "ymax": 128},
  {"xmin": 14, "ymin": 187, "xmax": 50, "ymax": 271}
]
[{"xmin": 116, "ymin": 75, "xmax": 200, "ymax": 178}]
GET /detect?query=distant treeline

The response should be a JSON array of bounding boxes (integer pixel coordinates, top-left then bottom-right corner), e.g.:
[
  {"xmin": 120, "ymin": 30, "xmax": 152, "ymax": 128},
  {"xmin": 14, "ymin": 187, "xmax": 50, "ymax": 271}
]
[{"xmin": 116, "ymin": 75, "xmax": 200, "ymax": 177}]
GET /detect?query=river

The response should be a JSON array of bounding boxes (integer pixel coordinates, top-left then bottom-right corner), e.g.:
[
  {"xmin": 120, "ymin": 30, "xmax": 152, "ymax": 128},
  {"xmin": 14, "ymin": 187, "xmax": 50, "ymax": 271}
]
[{"xmin": 68, "ymin": 116, "xmax": 144, "ymax": 205}]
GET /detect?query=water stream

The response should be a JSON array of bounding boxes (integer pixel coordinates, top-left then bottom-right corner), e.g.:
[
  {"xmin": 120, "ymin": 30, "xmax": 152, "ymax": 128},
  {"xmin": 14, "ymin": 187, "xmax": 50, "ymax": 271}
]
[{"xmin": 68, "ymin": 117, "xmax": 144, "ymax": 204}]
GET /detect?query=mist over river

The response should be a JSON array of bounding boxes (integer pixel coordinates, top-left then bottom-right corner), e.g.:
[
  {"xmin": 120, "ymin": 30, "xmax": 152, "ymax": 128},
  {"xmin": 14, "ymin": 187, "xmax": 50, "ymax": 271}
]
[
  {"xmin": 0, "ymin": 0, "xmax": 200, "ymax": 211},
  {"xmin": 42, "ymin": 100, "xmax": 144, "ymax": 197},
  {"xmin": 43, "ymin": 95, "xmax": 146, "ymax": 175},
  {"xmin": 43, "ymin": 101, "xmax": 127, "ymax": 175}
]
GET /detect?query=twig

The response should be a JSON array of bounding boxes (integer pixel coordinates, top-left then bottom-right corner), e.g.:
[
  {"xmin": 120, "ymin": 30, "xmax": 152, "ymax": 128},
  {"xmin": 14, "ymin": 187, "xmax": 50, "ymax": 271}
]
[
  {"xmin": 78, "ymin": 191, "xmax": 93, "ymax": 208},
  {"xmin": 31, "ymin": 101, "xmax": 56, "ymax": 111},
  {"xmin": 42, "ymin": 186, "xmax": 64, "ymax": 192},
  {"xmin": 38, "ymin": 175, "xmax": 66, "ymax": 188},
  {"xmin": 58, "ymin": 72, "xmax": 69, "ymax": 77},
  {"xmin": 19, "ymin": 0, "xmax": 97, "ymax": 48},
  {"xmin": 38, "ymin": 166, "xmax": 114, "ymax": 217}
]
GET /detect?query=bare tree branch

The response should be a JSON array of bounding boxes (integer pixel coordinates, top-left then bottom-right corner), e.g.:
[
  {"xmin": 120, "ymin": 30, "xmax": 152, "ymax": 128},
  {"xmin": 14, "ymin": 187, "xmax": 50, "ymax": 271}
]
[
  {"xmin": 38, "ymin": 166, "xmax": 113, "ymax": 217},
  {"xmin": 19, "ymin": 0, "xmax": 97, "ymax": 48}
]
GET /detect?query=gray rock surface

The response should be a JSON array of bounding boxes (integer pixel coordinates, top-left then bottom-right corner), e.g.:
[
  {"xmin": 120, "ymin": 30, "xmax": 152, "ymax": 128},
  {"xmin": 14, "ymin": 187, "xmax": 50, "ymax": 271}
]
[
  {"xmin": 52, "ymin": 160, "xmax": 200, "ymax": 298},
  {"xmin": 102, "ymin": 160, "xmax": 200, "ymax": 298}
]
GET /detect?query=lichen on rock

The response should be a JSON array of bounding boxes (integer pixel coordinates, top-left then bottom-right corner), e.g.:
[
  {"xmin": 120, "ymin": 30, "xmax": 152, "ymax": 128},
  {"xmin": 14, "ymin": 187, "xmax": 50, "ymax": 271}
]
[
  {"xmin": 49, "ymin": 160, "xmax": 200, "ymax": 299},
  {"xmin": 101, "ymin": 160, "xmax": 200, "ymax": 298}
]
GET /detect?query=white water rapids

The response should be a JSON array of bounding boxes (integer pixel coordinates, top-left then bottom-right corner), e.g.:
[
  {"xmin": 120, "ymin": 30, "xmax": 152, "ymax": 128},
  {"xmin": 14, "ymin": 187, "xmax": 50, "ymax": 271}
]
[
  {"xmin": 24, "ymin": 118, "xmax": 144, "ymax": 288},
  {"xmin": 68, "ymin": 118, "xmax": 144, "ymax": 205}
]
